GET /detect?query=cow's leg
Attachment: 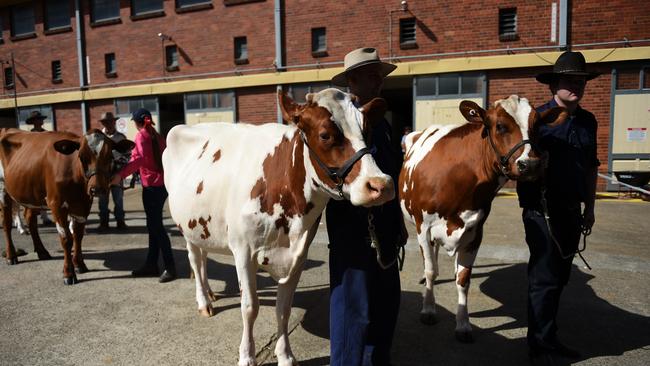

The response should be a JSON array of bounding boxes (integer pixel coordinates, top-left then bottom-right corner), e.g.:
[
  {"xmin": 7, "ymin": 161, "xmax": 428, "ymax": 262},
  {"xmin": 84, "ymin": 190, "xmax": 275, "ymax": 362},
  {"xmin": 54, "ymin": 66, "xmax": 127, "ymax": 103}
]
[
  {"xmin": 454, "ymin": 248, "xmax": 478, "ymax": 343},
  {"xmin": 188, "ymin": 242, "xmax": 213, "ymax": 317},
  {"xmin": 201, "ymin": 249, "xmax": 217, "ymax": 303},
  {"xmin": 2, "ymin": 193, "xmax": 18, "ymax": 265},
  {"xmin": 274, "ymin": 272, "xmax": 300, "ymax": 366},
  {"xmin": 234, "ymin": 251, "xmax": 259, "ymax": 366},
  {"xmin": 25, "ymin": 208, "xmax": 51, "ymax": 260},
  {"xmin": 71, "ymin": 216, "xmax": 89, "ymax": 273},
  {"xmin": 419, "ymin": 231, "xmax": 440, "ymax": 324},
  {"xmin": 53, "ymin": 210, "xmax": 77, "ymax": 285},
  {"xmin": 14, "ymin": 207, "xmax": 28, "ymax": 235}
]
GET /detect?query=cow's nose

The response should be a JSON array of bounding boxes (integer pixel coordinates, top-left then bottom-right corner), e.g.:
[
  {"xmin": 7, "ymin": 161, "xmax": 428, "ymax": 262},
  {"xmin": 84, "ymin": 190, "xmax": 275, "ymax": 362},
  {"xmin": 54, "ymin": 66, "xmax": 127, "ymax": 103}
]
[
  {"xmin": 517, "ymin": 160, "xmax": 529, "ymax": 174},
  {"xmin": 365, "ymin": 177, "xmax": 394, "ymax": 202}
]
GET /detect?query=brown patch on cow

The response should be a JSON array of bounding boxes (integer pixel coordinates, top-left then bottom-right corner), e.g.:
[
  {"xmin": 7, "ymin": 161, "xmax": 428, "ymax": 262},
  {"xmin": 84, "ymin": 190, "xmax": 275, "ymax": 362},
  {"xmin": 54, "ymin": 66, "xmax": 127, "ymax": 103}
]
[
  {"xmin": 446, "ymin": 215, "xmax": 465, "ymax": 236},
  {"xmin": 198, "ymin": 140, "xmax": 209, "ymax": 160},
  {"xmin": 212, "ymin": 149, "xmax": 221, "ymax": 163},
  {"xmin": 196, "ymin": 181, "xmax": 204, "ymax": 194},
  {"xmin": 456, "ymin": 267, "xmax": 472, "ymax": 287},
  {"xmin": 250, "ymin": 132, "xmax": 310, "ymax": 227},
  {"xmin": 262, "ymin": 257, "xmax": 269, "ymax": 265},
  {"xmin": 188, "ymin": 219, "xmax": 197, "ymax": 229},
  {"xmin": 198, "ymin": 216, "xmax": 212, "ymax": 239}
]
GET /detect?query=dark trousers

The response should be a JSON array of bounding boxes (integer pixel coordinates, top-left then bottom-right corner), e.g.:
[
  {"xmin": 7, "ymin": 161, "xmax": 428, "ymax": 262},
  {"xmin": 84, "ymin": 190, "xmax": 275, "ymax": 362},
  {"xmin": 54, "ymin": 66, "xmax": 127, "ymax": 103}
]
[
  {"xmin": 142, "ymin": 186, "xmax": 175, "ymax": 271},
  {"xmin": 329, "ymin": 241, "xmax": 400, "ymax": 366},
  {"xmin": 523, "ymin": 207, "xmax": 581, "ymax": 349}
]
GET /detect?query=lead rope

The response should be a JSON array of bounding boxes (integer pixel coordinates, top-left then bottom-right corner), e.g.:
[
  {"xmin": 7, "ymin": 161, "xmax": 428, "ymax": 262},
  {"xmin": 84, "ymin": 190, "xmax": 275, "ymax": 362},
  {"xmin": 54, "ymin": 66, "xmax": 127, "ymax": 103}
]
[
  {"xmin": 367, "ymin": 212, "xmax": 400, "ymax": 270},
  {"xmin": 540, "ymin": 187, "xmax": 592, "ymax": 270}
]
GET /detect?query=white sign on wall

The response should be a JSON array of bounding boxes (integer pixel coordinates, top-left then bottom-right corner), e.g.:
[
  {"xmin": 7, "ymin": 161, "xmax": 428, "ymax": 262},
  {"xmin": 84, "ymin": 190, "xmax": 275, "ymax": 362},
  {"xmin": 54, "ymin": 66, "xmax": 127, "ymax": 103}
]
[{"xmin": 116, "ymin": 118, "xmax": 129, "ymax": 134}]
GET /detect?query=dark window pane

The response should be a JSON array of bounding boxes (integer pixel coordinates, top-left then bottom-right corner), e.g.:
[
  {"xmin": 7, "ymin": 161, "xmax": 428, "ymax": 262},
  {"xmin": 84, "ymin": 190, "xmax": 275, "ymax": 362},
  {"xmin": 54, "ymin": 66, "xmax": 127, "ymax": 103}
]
[
  {"xmin": 11, "ymin": 5, "xmax": 35, "ymax": 36},
  {"xmin": 201, "ymin": 93, "xmax": 218, "ymax": 109},
  {"xmin": 176, "ymin": 0, "xmax": 211, "ymax": 8},
  {"xmin": 461, "ymin": 74, "xmax": 482, "ymax": 94},
  {"xmin": 499, "ymin": 8, "xmax": 517, "ymax": 36},
  {"xmin": 400, "ymin": 18, "xmax": 416, "ymax": 44},
  {"xmin": 438, "ymin": 74, "xmax": 459, "ymax": 95},
  {"xmin": 4, "ymin": 67, "xmax": 14, "ymax": 88},
  {"xmin": 45, "ymin": 0, "xmax": 71, "ymax": 30},
  {"xmin": 132, "ymin": 0, "xmax": 163, "ymax": 15},
  {"xmin": 186, "ymin": 94, "xmax": 200, "ymax": 110},
  {"xmin": 105, "ymin": 53, "xmax": 116, "ymax": 74},
  {"xmin": 52, "ymin": 61, "xmax": 62, "ymax": 81},
  {"xmin": 311, "ymin": 27, "xmax": 326, "ymax": 53},
  {"xmin": 416, "ymin": 76, "xmax": 436, "ymax": 96},
  {"xmin": 616, "ymin": 69, "xmax": 639, "ymax": 90},
  {"xmin": 115, "ymin": 100, "xmax": 130, "ymax": 115},
  {"xmin": 92, "ymin": 0, "xmax": 120, "ymax": 22},
  {"xmin": 166, "ymin": 45, "xmax": 178, "ymax": 67},
  {"xmin": 143, "ymin": 98, "xmax": 157, "ymax": 112},
  {"xmin": 235, "ymin": 37, "xmax": 248, "ymax": 60},
  {"xmin": 644, "ymin": 68, "xmax": 650, "ymax": 89},
  {"xmin": 218, "ymin": 92, "xmax": 233, "ymax": 109},
  {"xmin": 291, "ymin": 85, "xmax": 309, "ymax": 104},
  {"xmin": 310, "ymin": 84, "xmax": 328, "ymax": 94},
  {"xmin": 129, "ymin": 99, "xmax": 141, "ymax": 113}
]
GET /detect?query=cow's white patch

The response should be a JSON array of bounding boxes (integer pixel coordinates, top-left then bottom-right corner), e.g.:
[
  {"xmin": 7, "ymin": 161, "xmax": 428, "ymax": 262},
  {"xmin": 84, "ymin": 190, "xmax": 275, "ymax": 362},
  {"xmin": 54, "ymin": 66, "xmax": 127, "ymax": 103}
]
[
  {"xmin": 62, "ymin": 201, "xmax": 69, "ymax": 209},
  {"xmin": 85, "ymin": 132, "xmax": 105, "ymax": 157},
  {"xmin": 495, "ymin": 95, "xmax": 533, "ymax": 162},
  {"xmin": 404, "ymin": 124, "xmax": 458, "ymax": 177},
  {"xmin": 56, "ymin": 222, "xmax": 66, "ymax": 238},
  {"xmin": 420, "ymin": 209, "xmax": 484, "ymax": 256}
]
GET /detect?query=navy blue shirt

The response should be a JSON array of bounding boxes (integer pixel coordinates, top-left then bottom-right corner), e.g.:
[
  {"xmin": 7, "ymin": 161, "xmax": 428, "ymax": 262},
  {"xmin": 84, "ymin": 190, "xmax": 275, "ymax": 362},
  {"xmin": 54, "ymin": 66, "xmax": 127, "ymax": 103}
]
[{"xmin": 518, "ymin": 98, "xmax": 599, "ymax": 208}]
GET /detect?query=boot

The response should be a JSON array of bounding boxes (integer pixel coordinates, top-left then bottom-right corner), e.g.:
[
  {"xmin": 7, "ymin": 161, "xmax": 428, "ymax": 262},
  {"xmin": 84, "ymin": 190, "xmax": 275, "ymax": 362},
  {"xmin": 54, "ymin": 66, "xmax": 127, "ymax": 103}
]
[
  {"xmin": 98, "ymin": 218, "xmax": 109, "ymax": 232},
  {"xmin": 159, "ymin": 268, "xmax": 177, "ymax": 283},
  {"xmin": 116, "ymin": 219, "xmax": 128, "ymax": 230}
]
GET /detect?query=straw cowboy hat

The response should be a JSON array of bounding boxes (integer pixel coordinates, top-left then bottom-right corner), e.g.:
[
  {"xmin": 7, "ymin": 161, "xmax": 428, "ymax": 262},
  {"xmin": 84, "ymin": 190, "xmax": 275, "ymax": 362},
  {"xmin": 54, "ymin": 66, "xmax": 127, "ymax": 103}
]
[
  {"xmin": 99, "ymin": 112, "xmax": 118, "ymax": 123},
  {"xmin": 331, "ymin": 47, "xmax": 397, "ymax": 87},
  {"xmin": 536, "ymin": 51, "xmax": 600, "ymax": 85},
  {"xmin": 25, "ymin": 111, "xmax": 47, "ymax": 125}
]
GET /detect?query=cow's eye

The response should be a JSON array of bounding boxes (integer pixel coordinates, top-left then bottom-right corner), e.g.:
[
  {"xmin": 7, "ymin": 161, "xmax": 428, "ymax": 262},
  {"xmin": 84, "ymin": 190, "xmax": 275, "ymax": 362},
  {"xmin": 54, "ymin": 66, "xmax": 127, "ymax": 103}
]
[
  {"xmin": 319, "ymin": 132, "xmax": 330, "ymax": 141},
  {"xmin": 496, "ymin": 123, "xmax": 508, "ymax": 134}
]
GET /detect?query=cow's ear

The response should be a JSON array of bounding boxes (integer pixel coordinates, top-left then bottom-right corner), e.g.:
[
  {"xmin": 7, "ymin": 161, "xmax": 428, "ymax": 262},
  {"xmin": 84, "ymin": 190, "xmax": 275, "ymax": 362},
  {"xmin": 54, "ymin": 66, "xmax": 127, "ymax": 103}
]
[
  {"xmin": 538, "ymin": 107, "xmax": 568, "ymax": 128},
  {"xmin": 278, "ymin": 91, "xmax": 300, "ymax": 125},
  {"xmin": 53, "ymin": 139, "xmax": 81, "ymax": 155},
  {"xmin": 114, "ymin": 139, "xmax": 135, "ymax": 153},
  {"xmin": 360, "ymin": 97, "xmax": 387, "ymax": 127},
  {"xmin": 459, "ymin": 101, "xmax": 486, "ymax": 124}
]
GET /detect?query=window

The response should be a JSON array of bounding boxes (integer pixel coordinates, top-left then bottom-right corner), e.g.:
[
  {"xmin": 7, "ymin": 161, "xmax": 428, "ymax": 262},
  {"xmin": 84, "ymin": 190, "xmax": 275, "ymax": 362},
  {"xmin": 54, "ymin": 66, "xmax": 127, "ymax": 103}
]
[
  {"xmin": 288, "ymin": 83, "xmax": 330, "ymax": 104},
  {"xmin": 185, "ymin": 91, "xmax": 234, "ymax": 111},
  {"xmin": 45, "ymin": 0, "xmax": 71, "ymax": 31},
  {"xmin": 11, "ymin": 4, "xmax": 36, "ymax": 37},
  {"xmin": 399, "ymin": 18, "xmax": 416, "ymax": 48},
  {"xmin": 105, "ymin": 53, "xmax": 117, "ymax": 76},
  {"xmin": 438, "ymin": 74, "xmax": 458, "ymax": 95},
  {"xmin": 311, "ymin": 27, "xmax": 327, "ymax": 56},
  {"xmin": 18, "ymin": 105, "xmax": 54, "ymax": 130},
  {"xmin": 132, "ymin": 0, "xmax": 164, "ymax": 16},
  {"xmin": 91, "ymin": 0, "xmax": 120, "ymax": 23},
  {"xmin": 616, "ymin": 69, "xmax": 639, "ymax": 90},
  {"xmin": 234, "ymin": 36, "xmax": 248, "ymax": 64},
  {"xmin": 644, "ymin": 68, "xmax": 650, "ymax": 89},
  {"xmin": 115, "ymin": 97, "xmax": 158, "ymax": 116},
  {"xmin": 499, "ymin": 8, "xmax": 517, "ymax": 41},
  {"xmin": 4, "ymin": 67, "xmax": 14, "ymax": 89},
  {"xmin": 165, "ymin": 45, "xmax": 179, "ymax": 71},
  {"xmin": 416, "ymin": 74, "xmax": 484, "ymax": 98},
  {"xmin": 51, "ymin": 61, "xmax": 62, "ymax": 82},
  {"xmin": 461, "ymin": 74, "xmax": 482, "ymax": 94},
  {"xmin": 176, "ymin": 0, "xmax": 212, "ymax": 9}
]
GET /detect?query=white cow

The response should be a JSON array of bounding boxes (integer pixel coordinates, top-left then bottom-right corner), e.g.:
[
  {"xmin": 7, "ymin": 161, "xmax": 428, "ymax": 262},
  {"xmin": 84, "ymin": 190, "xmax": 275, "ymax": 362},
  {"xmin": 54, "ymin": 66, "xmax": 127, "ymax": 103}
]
[{"xmin": 163, "ymin": 88, "xmax": 394, "ymax": 366}]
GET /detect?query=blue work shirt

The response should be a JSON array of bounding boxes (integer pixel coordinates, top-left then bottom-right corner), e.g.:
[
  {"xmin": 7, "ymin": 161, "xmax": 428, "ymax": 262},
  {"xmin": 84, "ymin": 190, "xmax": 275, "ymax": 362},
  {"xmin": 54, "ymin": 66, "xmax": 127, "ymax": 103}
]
[{"xmin": 517, "ymin": 98, "xmax": 599, "ymax": 209}]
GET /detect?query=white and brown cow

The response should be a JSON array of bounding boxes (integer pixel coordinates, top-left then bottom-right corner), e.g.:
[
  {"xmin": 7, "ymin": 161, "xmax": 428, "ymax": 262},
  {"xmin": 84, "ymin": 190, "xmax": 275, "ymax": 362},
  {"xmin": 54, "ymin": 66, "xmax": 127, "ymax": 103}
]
[
  {"xmin": 164, "ymin": 88, "xmax": 394, "ymax": 366},
  {"xmin": 400, "ymin": 96, "xmax": 566, "ymax": 342},
  {"xmin": 0, "ymin": 128, "xmax": 134, "ymax": 285}
]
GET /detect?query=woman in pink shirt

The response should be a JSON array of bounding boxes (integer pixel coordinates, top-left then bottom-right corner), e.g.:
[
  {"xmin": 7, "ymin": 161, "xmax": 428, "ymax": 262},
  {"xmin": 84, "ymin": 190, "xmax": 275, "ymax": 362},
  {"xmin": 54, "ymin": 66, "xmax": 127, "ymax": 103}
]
[{"xmin": 111, "ymin": 108, "xmax": 176, "ymax": 283}]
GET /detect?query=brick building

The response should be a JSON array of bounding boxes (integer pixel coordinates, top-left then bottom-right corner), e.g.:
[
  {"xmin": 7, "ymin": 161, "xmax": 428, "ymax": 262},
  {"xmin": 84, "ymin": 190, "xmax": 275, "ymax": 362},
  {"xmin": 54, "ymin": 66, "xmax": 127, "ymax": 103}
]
[{"xmin": 0, "ymin": 0, "xmax": 649, "ymax": 190}]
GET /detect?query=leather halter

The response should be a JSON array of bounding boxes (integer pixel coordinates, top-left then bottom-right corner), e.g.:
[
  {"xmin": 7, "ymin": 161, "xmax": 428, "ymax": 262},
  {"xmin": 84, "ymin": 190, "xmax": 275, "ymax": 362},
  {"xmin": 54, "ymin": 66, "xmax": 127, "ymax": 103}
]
[
  {"xmin": 300, "ymin": 131, "xmax": 376, "ymax": 198},
  {"xmin": 483, "ymin": 126, "xmax": 532, "ymax": 178}
]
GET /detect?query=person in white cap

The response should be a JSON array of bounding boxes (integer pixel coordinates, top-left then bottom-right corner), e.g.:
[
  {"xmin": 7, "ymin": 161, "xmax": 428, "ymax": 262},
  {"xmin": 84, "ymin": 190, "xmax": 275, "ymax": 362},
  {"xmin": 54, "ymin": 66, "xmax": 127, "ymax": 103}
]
[
  {"xmin": 327, "ymin": 47, "xmax": 406, "ymax": 366},
  {"xmin": 97, "ymin": 111, "xmax": 130, "ymax": 231}
]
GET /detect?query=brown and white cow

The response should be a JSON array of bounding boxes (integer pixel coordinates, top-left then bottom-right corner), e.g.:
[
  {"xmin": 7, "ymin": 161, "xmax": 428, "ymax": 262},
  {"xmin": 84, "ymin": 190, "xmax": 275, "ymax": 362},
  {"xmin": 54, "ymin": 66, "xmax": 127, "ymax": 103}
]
[
  {"xmin": 400, "ymin": 96, "xmax": 566, "ymax": 342},
  {"xmin": 164, "ymin": 88, "xmax": 394, "ymax": 366},
  {"xmin": 0, "ymin": 128, "xmax": 134, "ymax": 285}
]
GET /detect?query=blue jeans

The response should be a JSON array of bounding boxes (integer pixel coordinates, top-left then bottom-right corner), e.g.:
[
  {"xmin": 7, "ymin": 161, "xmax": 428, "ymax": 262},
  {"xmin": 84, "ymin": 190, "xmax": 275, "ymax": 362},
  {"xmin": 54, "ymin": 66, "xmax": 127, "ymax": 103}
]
[
  {"xmin": 329, "ymin": 240, "xmax": 400, "ymax": 366},
  {"xmin": 98, "ymin": 185, "xmax": 125, "ymax": 221},
  {"xmin": 142, "ymin": 186, "xmax": 175, "ymax": 271}
]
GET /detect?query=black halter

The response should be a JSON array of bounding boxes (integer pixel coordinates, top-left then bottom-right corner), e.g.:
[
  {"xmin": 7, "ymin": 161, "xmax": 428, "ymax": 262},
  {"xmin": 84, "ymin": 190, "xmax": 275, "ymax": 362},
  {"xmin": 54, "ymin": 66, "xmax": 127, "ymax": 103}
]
[
  {"xmin": 300, "ymin": 131, "xmax": 376, "ymax": 198},
  {"xmin": 484, "ymin": 126, "xmax": 532, "ymax": 178}
]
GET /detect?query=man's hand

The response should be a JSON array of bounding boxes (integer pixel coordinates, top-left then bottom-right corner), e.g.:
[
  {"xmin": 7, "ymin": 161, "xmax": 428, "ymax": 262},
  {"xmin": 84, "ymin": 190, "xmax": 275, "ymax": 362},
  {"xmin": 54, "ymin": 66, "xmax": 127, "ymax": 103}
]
[{"xmin": 582, "ymin": 206, "xmax": 595, "ymax": 231}]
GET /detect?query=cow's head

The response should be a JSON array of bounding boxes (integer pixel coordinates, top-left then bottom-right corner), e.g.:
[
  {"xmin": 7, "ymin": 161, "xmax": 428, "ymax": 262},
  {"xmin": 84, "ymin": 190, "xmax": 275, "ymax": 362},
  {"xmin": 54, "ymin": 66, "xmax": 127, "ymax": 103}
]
[
  {"xmin": 279, "ymin": 88, "xmax": 394, "ymax": 206},
  {"xmin": 460, "ymin": 95, "xmax": 567, "ymax": 180},
  {"xmin": 53, "ymin": 129, "xmax": 135, "ymax": 196}
]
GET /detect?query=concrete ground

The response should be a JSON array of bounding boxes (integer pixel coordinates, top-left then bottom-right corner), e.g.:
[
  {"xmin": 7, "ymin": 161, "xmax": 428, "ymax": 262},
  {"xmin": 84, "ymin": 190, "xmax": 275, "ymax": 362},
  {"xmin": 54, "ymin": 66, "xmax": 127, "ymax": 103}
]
[{"xmin": 0, "ymin": 188, "xmax": 648, "ymax": 366}]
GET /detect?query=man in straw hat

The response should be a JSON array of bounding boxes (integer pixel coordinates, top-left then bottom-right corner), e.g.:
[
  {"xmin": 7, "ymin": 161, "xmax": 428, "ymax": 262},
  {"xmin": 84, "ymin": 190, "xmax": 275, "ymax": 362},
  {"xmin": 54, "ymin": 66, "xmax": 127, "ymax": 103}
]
[
  {"xmin": 97, "ymin": 111, "xmax": 130, "ymax": 231},
  {"xmin": 327, "ymin": 47, "xmax": 406, "ymax": 366},
  {"xmin": 517, "ymin": 51, "xmax": 601, "ymax": 364}
]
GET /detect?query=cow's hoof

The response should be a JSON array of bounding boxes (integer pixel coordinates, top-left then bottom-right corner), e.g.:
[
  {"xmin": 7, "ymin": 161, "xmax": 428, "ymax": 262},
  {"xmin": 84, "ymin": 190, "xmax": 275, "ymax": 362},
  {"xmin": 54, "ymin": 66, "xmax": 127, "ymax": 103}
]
[
  {"xmin": 419, "ymin": 313, "xmax": 438, "ymax": 325},
  {"xmin": 6, "ymin": 257, "xmax": 18, "ymax": 265},
  {"xmin": 455, "ymin": 330, "xmax": 474, "ymax": 343},
  {"xmin": 208, "ymin": 290, "xmax": 218, "ymax": 302},
  {"xmin": 37, "ymin": 251, "xmax": 52, "ymax": 260},
  {"xmin": 237, "ymin": 358, "xmax": 256, "ymax": 366},
  {"xmin": 198, "ymin": 305, "xmax": 215, "ymax": 317},
  {"xmin": 75, "ymin": 263, "xmax": 89, "ymax": 274},
  {"xmin": 63, "ymin": 275, "xmax": 79, "ymax": 285},
  {"xmin": 277, "ymin": 355, "xmax": 298, "ymax": 366}
]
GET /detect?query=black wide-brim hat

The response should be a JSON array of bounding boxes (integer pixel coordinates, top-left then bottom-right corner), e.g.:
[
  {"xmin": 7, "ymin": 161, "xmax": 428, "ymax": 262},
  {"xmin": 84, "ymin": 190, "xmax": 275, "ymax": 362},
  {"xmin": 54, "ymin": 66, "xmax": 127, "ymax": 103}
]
[
  {"xmin": 25, "ymin": 111, "xmax": 47, "ymax": 125},
  {"xmin": 536, "ymin": 51, "xmax": 601, "ymax": 84}
]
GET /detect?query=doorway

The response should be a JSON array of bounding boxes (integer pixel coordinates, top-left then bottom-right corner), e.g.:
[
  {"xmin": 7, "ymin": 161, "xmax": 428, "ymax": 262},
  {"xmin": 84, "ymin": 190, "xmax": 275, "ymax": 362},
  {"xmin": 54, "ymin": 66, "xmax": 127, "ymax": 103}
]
[{"xmin": 158, "ymin": 93, "xmax": 185, "ymax": 137}]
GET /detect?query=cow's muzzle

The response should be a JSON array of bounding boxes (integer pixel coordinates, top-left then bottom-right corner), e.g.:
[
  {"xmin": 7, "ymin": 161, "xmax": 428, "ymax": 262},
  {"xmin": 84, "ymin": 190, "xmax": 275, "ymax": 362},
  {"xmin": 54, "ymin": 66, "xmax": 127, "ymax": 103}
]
[{"xmin": 354, "ymin": 175, "xmax": 395, "ymax": 207}]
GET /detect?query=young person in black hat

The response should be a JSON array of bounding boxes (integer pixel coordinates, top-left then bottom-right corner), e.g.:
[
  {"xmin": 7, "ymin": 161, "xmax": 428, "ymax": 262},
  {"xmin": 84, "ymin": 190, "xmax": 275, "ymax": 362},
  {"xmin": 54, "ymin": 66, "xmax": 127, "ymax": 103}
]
[
  {"xmin": 110, "ymin": 108, "xmax": 177, "ymax": 283},
  {"xmin": 328, "ymin": 47, "xmax": 406, "ymax": 366},
  {"xmin": 517, "ymin": 51, "xmax": 600, "ymax": 364}
]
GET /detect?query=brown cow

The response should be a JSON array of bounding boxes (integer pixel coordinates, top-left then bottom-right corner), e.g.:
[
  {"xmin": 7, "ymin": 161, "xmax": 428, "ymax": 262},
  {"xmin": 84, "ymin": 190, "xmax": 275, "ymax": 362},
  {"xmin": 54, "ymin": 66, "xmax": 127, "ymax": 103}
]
[
  {"xmin": 0, "ymin": 128, "xmax": 134, "ymax": 285},
  {"xmin": 400, "ymin": 96, "xmax": 566, "ymax": 342}
]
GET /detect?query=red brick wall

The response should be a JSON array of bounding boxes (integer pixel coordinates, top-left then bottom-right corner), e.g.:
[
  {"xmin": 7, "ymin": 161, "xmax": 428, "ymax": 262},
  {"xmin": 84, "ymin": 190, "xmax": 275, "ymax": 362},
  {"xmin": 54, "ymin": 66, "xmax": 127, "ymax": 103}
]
[
  {"xmin": 54, "ymin": 102, "xmax": 82, "ymax": 134},
  {"xmin": 88, "ymin": 99, "xmax": 116, "ymax": 130},
  {"xmin": 571, "ymin": 1, "xmax": 650, "ymax": 45},
  {"xmin": 236, "ymin": 85, "xmax": 277, "ymax": 124}
]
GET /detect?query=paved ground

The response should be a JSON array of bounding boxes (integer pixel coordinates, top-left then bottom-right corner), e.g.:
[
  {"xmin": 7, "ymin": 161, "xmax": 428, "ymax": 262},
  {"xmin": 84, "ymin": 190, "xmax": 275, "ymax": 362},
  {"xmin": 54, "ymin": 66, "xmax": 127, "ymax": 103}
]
[{"xmin": 0, "ymin": 188, "xmax": 648, "ymax": 366}]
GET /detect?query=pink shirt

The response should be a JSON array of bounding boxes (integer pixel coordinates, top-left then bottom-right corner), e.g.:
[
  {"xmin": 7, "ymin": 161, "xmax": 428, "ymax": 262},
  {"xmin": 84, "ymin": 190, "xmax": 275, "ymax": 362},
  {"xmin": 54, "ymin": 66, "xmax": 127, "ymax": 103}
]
[{"xmin": 119, "ymin": 128, "xmax": 166, "ymax": 187}]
